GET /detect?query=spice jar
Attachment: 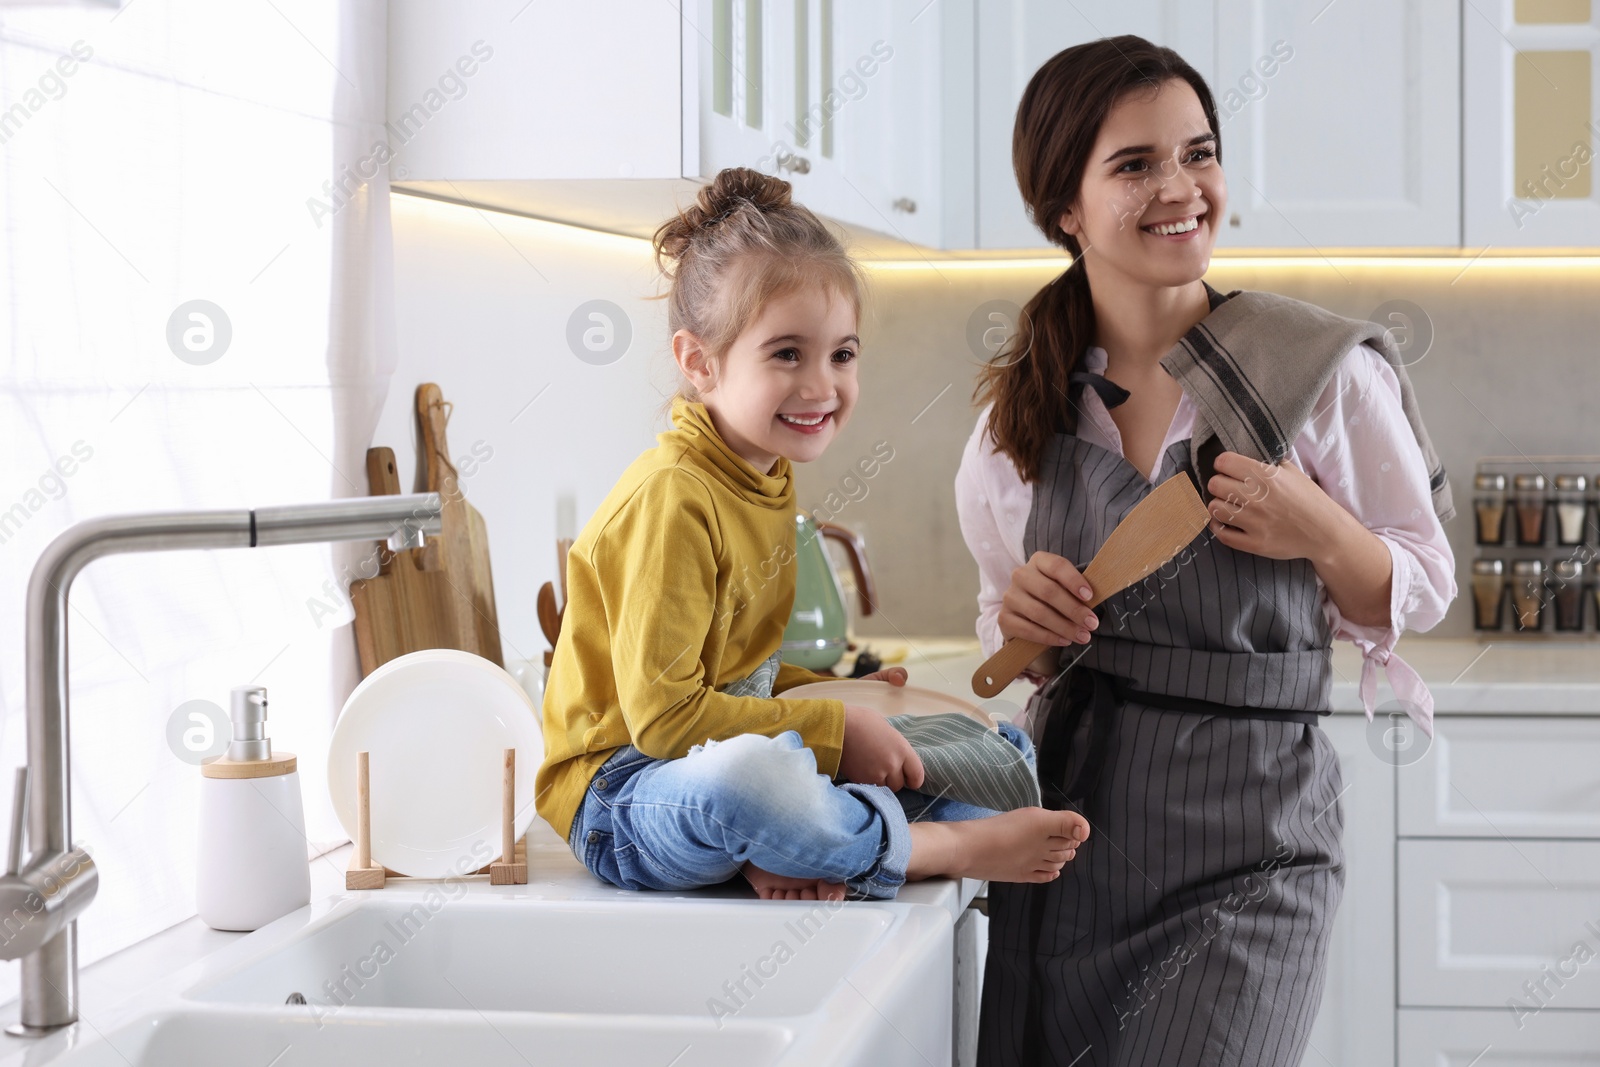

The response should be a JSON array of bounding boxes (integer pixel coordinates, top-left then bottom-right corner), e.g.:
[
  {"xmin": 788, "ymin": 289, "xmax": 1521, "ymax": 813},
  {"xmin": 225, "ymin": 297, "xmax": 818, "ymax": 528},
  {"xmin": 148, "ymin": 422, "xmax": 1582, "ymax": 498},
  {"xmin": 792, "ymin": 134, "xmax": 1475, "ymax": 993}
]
[
  {"xmin": 1473, "ymin": 472, "xmax": 1508, "ymax": 545},
  {"xmin": 1551, "ymin": 558, "xmax": 1585, "ymax": 631},
  {"xmin": 1553, "ymin": 474, "xmax": 1590, "ymax": 546},
  {"xmin": 1470, "ymin": 558, "xmax": 1507, "ymax": 630},
  {"xmin": 1511, "ymin": 558, "xmax": 1546, "ymax": 630},
  {"xmin": 1591, "ymin": 560, "xmax": 1600, "ymax": 633},
  {"xmin": 1513, "ymin": 473, "xmax": 1549, "ymax": 546}
]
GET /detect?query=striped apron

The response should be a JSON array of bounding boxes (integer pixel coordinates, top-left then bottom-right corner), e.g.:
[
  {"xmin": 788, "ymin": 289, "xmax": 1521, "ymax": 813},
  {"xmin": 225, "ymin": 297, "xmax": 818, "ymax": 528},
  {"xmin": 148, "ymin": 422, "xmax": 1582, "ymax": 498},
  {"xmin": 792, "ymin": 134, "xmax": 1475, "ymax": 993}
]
[{"xmin": 978, "ymin": 433, "xmax": 1347, "ymax": 1067}]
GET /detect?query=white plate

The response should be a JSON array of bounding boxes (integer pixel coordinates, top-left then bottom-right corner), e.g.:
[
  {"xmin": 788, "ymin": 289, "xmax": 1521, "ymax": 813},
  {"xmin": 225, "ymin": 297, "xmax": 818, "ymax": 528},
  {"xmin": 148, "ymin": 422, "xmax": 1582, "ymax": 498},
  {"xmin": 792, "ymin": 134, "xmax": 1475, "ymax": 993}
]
[
  {"xmin": 328, "ymin": 649, "xmax": 542, "ymax": 878},
  {"xmin": 781, "ymin": 681, "xmax": 997, "ymax": 728}
]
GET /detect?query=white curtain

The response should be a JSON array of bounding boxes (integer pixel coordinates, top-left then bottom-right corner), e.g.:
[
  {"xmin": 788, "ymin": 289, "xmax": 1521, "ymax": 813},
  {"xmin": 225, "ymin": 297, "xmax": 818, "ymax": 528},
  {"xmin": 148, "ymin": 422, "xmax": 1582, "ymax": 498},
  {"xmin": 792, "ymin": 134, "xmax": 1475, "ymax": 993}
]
[{"xmin": 0, "ymin": 0, "xmax": 393, "ymax": 1003}]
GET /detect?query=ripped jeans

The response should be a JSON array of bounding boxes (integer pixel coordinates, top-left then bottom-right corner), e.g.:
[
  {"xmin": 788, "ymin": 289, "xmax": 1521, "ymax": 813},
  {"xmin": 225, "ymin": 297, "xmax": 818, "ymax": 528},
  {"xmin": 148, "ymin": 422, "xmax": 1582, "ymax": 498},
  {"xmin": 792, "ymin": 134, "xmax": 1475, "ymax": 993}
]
[{"xmin": 567, "ymin": 724, "xmax": 1035, "ymax": 900}]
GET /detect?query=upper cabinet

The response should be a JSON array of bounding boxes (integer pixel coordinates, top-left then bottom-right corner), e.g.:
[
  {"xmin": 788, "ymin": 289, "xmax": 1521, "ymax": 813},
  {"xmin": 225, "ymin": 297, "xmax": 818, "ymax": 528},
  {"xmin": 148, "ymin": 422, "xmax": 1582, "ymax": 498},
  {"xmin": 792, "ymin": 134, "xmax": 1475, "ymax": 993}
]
[
  {"xmin": 975, "ymin": 0, "xmax": 1215, "ymax": 249},
  {"xmin": 974, "ymin": 0, "xmax": 1460, "ymax": 251},
  {"xmin": 387, "ymin": 1, "xmax": 1600, "ymax": 253},
  {"xmin": 689, "ymin": 0, "xmax": 968, "ymax": 249},
  {"xmin": 386, "ymin": 2, "xmax": 683, "ymax": 182},
  {"xmin": 1464, "ymin": 0, "xmax": 1600, "ymax": 246},
  {"xmin": 387, "ymin": 0, "xmax": 966, "ymax": 248},
  {"xmin": 1212, "ymin": 0, "xmax": 1460, "ymax": 249}
]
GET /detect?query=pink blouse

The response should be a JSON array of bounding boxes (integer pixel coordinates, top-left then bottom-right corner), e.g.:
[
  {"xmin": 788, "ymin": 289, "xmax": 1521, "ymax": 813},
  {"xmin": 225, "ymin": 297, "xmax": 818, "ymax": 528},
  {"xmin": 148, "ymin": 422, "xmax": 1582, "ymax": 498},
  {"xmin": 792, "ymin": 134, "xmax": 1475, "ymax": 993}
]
[{"xmin": 955, "ymin": 342, "xmax": 1457, "ymax": 735}]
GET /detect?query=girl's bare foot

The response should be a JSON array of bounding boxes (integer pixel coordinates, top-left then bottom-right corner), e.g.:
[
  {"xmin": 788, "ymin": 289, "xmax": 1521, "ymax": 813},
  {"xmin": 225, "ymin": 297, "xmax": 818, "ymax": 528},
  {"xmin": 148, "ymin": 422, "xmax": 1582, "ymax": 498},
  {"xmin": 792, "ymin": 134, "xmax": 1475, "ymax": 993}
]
[
  {"xmin": 741, "ymin": 861, "xmax": 847, "ymax": 901},
  {"xmin": 906, "ymin": 808, "xmax": 1089, "ymax": 884}
]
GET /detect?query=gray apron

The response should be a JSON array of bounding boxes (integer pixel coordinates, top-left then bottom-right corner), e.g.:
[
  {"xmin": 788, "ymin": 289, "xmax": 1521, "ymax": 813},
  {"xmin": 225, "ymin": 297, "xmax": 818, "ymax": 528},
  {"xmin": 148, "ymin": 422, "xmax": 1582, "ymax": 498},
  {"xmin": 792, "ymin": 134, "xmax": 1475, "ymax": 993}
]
[{"xmin": 978, "ymin": 428, "xmax": 1347, "ymax": 1067}]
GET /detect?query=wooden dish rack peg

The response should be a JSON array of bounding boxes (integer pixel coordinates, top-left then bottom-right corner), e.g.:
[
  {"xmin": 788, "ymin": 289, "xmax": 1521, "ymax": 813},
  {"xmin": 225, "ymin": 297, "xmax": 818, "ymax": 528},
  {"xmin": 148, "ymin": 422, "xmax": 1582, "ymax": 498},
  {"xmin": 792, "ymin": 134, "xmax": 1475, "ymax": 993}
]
[{"xmin": 346, "ymin": 747, "xmax": 529, "ymax": 890}]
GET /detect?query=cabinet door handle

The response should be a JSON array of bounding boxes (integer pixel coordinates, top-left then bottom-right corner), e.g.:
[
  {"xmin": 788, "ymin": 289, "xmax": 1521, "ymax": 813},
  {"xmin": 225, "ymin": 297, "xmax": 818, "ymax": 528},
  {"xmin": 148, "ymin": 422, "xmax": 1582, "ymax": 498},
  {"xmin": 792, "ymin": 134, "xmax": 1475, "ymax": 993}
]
[
  {"xmin": 892, "ymin": 197, "xmax": 917, "ymax": 214},
  {"xmin": 779, "ymin": 153, "xmax": 811, "ymax": 175}
]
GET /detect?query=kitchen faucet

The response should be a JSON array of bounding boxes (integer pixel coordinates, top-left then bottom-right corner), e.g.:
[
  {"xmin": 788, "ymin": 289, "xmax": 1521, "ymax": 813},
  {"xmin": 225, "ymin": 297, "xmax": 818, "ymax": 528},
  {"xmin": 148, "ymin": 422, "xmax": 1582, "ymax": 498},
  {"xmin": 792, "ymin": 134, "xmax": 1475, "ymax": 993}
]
[{"xmin": 0, "ymin": 494, "xmax": 443, "ymax": 1036}]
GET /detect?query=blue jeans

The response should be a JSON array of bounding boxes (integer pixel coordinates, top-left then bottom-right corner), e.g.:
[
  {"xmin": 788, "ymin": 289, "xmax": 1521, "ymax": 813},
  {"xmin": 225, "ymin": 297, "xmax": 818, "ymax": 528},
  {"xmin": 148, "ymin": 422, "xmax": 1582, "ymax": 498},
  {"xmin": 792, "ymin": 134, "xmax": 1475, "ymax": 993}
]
[{"xmin": 567, "ymin": 722, "xmax": 1036, "ymax": 900}]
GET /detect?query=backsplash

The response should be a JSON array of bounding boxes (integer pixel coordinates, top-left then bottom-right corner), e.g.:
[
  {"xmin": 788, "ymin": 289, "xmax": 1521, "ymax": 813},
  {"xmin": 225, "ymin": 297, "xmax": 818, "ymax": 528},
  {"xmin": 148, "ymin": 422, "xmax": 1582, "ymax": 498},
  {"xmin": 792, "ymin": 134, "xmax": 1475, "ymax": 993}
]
[{"xmin": 797, "ymin": 257, "xmax": 1600, "ymax": 643}]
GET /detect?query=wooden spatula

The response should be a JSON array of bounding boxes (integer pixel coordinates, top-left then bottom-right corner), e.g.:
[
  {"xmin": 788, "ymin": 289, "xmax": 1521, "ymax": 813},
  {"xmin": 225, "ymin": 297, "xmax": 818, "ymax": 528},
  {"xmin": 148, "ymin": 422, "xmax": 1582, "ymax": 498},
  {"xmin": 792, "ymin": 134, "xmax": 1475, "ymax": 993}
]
[{"xmin": 971, "ymin": 472, "xmax": 1212, "ymax": 698}]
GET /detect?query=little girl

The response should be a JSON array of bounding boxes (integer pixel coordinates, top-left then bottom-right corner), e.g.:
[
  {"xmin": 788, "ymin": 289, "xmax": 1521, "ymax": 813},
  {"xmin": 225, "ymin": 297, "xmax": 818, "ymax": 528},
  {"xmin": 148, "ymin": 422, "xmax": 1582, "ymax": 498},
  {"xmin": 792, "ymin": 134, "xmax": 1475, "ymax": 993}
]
[{"xmin": 535, "ymin": 167, "xmax": 1088, "ymax": 902}]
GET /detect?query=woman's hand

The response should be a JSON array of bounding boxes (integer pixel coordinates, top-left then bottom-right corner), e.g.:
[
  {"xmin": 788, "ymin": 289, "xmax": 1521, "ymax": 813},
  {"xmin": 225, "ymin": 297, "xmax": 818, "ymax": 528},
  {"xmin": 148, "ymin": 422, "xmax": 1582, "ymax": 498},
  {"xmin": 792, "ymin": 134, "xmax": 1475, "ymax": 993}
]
[
  {"xmin": 839, "ymin": 704, "xmax": 925, "ymax": 791},
  {"xmin": 999, "ymin": 551, "xmax": 1100, "ymax": 647},
  {"xmin": 1208, "ymin": 450, "xmax": 1393, "ymax": 626},
  {"xmin": 1206, "ymin": 451, "xmax": 1350, "ymax": 564},
  {"xmin": 856, "ymin": 666, "xmax": 908, "ymax": 686}
]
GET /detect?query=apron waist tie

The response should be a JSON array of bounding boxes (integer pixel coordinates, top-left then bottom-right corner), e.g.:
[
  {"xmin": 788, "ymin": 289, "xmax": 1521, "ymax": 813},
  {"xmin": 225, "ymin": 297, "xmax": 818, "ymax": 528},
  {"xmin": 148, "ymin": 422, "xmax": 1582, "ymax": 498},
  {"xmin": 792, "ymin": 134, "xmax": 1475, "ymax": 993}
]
[{"xmin": 1034, "ymin": 664, "xmax": 1322, "ymax": 815}]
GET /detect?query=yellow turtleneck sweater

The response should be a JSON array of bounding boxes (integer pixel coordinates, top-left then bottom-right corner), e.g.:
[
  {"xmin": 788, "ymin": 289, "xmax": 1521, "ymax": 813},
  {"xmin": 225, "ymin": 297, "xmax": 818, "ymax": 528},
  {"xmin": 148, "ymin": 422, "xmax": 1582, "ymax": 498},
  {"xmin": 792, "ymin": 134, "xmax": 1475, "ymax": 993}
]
[{"xmin": 535, "ymin": 398, "xmax": 848, "ymax": 841}]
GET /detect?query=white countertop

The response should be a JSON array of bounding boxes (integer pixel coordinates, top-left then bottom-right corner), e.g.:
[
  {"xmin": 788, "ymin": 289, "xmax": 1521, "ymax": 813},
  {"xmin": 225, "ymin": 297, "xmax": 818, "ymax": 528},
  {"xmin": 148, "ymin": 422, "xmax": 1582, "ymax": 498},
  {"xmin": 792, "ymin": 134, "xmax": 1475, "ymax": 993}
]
[{"xmin": 874, "ymin": 635, "xmax": 1600, "ymax": 715}]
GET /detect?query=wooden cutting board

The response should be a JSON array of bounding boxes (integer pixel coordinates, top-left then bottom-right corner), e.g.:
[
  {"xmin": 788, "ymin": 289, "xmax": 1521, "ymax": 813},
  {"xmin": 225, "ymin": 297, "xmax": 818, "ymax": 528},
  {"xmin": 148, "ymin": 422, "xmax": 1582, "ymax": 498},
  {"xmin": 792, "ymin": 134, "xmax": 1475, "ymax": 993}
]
[
  {"xmin": 415, "ymin": 383, "xmax": 505, "ymax": 668},
  {"xmin": 348, "ymin": 448, "xmax": 457, "ymax": 674}
]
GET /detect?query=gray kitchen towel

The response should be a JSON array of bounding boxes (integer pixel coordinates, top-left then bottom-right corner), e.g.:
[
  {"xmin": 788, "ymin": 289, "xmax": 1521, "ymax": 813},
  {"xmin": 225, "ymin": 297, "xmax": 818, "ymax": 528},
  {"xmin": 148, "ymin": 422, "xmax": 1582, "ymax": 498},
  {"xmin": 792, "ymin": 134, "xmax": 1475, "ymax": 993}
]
[
  {"xmin": 717, "ymin": 649, "xmax": 783, "ymax": 699},
  {"xmin": 1161, "ymin": 286, "xmax": 1456, "ymax": 524},
  {"xmin": 887, "ymin": 713, "xmax": 1041, "ymax": 813}
]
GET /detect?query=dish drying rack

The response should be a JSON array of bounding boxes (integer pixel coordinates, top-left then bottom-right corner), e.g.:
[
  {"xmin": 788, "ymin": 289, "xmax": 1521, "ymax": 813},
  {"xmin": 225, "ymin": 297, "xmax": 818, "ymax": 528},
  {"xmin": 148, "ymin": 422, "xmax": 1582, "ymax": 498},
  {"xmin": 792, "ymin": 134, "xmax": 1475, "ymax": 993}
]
[{"xmin": 345, "ymin": 747, "xmax": 528, "ymax": 890}]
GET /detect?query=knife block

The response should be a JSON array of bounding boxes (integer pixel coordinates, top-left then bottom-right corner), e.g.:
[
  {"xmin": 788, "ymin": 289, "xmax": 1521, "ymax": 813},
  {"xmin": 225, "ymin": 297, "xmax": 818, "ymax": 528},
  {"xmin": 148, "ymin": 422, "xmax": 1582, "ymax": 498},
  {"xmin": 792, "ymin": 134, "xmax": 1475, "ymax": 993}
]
[{"xmin": 345, "ymin": 747, "xmax": 528, "ymax": 890}]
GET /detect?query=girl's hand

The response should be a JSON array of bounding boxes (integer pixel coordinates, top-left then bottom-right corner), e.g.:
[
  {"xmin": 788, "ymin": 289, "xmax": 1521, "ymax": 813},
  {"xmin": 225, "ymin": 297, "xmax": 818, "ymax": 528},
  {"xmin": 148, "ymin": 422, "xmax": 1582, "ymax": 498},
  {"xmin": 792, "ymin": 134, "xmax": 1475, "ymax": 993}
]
[
  {"xmin": 1206, "ymin": 451, "xmax": 1349, "ymax": 563},
  {"xmin": 999, "ymin": 551, "xmax": 1100, "ymax": 647},
  {"xmin": 839, "ymin": 705, "xmax": 925, "ymax": 791},
  {"xmin": 856, "ymin": 666, "xmax": 907, "ymax": 686}
]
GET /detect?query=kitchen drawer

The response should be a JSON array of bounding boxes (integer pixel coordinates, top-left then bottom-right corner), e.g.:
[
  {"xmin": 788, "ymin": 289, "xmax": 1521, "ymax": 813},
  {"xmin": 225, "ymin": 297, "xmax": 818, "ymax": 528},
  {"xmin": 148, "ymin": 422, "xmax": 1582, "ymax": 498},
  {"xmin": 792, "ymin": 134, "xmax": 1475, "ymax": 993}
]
[
  {"xmin": 1399, "ymin": 839, "xmax": 1600, "ymax": 1008},
  {"xmin": 1400, "ymin": 1008, "xmax": 1600, "ymax": 1064},
  {"xmin": 1398, "ymin": 717, "xmax": 1600, "ymax": 839}
]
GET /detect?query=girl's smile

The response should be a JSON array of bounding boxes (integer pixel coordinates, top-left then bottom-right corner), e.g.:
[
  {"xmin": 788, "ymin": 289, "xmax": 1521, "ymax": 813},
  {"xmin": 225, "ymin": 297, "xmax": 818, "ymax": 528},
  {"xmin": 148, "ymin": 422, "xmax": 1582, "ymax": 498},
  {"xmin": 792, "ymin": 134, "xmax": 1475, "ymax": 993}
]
[{"xmin": 776, "ymin": 409, "xmax": 835, "ymax": 434}]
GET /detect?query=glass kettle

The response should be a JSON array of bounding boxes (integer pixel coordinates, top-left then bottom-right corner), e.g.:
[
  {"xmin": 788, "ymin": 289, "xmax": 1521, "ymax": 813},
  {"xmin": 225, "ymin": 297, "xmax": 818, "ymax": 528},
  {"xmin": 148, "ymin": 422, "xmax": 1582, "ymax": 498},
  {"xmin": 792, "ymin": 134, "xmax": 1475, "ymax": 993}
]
[{"xmin": 781, "ymin": 514, "xmax": 876, "ymax": 671}]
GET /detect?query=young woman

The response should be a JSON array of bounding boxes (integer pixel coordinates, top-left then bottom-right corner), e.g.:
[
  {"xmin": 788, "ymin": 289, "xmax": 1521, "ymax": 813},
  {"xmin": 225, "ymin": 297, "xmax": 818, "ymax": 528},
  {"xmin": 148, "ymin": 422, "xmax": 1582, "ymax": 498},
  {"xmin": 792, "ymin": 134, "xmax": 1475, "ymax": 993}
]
[
  {"xmin": 956, "ymin": 38, "xmax": 1456, "ymax": 1066},
  {"xmin": 535, "ymin": 167, "xmax": 1088, "ymax": 905}
]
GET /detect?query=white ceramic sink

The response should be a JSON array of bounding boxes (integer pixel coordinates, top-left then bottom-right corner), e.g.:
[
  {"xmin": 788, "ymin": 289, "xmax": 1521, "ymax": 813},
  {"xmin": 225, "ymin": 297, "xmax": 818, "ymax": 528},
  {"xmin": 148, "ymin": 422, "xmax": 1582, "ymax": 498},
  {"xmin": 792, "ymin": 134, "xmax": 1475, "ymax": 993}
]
[{"xmin": 27, "ymin": 890, "xmax": 953, "ymax": 1066}]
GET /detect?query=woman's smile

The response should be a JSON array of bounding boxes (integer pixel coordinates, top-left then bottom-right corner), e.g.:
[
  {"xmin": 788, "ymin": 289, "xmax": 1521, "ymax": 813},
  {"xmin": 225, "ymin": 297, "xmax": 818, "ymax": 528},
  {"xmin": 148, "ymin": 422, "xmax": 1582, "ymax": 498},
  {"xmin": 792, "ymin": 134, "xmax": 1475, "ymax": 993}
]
[{"xmin": 1141, "ymin": 210, "xmax": 1207, "ymax": 240}]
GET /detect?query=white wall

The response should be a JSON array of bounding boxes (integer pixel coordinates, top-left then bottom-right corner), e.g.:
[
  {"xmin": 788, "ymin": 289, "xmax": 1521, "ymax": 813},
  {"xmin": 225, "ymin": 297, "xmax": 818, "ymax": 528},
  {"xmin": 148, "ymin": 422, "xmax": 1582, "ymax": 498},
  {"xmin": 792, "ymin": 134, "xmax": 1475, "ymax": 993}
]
[{"xmin": 379, "ymin": 193, "xmax": 678, "ymax": 669}]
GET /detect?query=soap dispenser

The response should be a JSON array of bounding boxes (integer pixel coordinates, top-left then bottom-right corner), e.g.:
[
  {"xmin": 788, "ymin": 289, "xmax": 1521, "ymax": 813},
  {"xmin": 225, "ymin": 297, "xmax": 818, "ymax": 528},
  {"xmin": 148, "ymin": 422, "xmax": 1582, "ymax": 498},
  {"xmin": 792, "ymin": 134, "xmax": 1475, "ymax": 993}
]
[{"xmin": 197, "ymin": 685, "xmax": 311, "ymax": 931}]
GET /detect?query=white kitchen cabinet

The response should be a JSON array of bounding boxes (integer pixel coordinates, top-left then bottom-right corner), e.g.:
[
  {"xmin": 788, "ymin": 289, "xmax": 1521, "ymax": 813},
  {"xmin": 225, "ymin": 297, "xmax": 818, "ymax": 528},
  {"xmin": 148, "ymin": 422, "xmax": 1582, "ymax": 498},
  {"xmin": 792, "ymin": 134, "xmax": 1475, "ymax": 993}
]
[
  {"xmin": 691, "ymin": 0, "xmax": 961, "ymax": 249},
  {"xmin": 386, "ymin": 1, "xmax": 683, "ymax": 182},
  {"xmin": 1306, "ymin": 715, "xmax": 1397, "ymax": 1067},
  {"xmin": 1400, "ymin": 1008, "xmax": 1600, "ymax": 1064},
  {"xmin": 1465, "ymin": 0, "xmax": 1600, "ymax": 247},
  {"xmin": 974, "ymin": 0, "xmax": 1215, "ymax": 249},
  {"xmin": 1398, "ymin": 717, "xmax": 1600, "ymax": 838},
  {"xmin": 387, "ymin": 0, "xmax": 968, "ymax": 248},
  {"xmin": 1398, "ymin": 838, "xmax": 1600, "ymax": 1009},
  {"xmin": 1211, "ymin": 0, "xmax": 1461, "ymax": 249}
]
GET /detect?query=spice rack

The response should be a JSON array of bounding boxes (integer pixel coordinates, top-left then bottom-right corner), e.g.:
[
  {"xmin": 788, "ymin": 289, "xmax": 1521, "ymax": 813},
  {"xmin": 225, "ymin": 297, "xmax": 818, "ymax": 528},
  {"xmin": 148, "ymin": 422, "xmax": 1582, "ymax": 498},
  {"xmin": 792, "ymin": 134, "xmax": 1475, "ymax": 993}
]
[{"xmin": 1470, "ymin": 456, "xmax": 1600, "ymax": 638}]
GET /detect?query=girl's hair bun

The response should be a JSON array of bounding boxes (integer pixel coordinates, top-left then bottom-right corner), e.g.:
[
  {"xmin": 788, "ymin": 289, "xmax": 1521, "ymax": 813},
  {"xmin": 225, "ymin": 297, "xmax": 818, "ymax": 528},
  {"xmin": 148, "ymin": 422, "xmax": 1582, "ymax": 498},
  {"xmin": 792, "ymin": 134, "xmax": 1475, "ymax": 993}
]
[{"xmin": 654, "ymin": 167, "xmax": 793, "ymax": 265}]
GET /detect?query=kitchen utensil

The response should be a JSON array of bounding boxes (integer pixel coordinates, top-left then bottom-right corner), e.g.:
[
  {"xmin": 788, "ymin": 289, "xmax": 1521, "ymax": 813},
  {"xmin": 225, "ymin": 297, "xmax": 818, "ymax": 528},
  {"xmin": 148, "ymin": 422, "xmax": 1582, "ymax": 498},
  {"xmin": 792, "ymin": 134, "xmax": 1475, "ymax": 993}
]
[
  {"xmin": 782, "ymin": 517, "xmax": 876, "ymax": 671},
  {"xmin": 417, "ymin": 383, "xmax": 505, "ymax": 667},
  {"xmin": 537, "ymin": 580, "xmax": 563, "ymax": 648},
  {"xmin": 557, "ymin": 537, "xmax": 574, "ymax": 606},
  {"xmin": 971, "ymin": 472, "xmax": 1211, "ymax": 698},
  {"xmin": 349, "ymin": 447, "xmax": 457, "ymax": 674},
  {"xmin": 328, "ymin": 648, "xmax": 541, "ymax": 879},
  {"xmin": 781, "ymin": 680, "xmax": 997, "ymax": 728}
]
